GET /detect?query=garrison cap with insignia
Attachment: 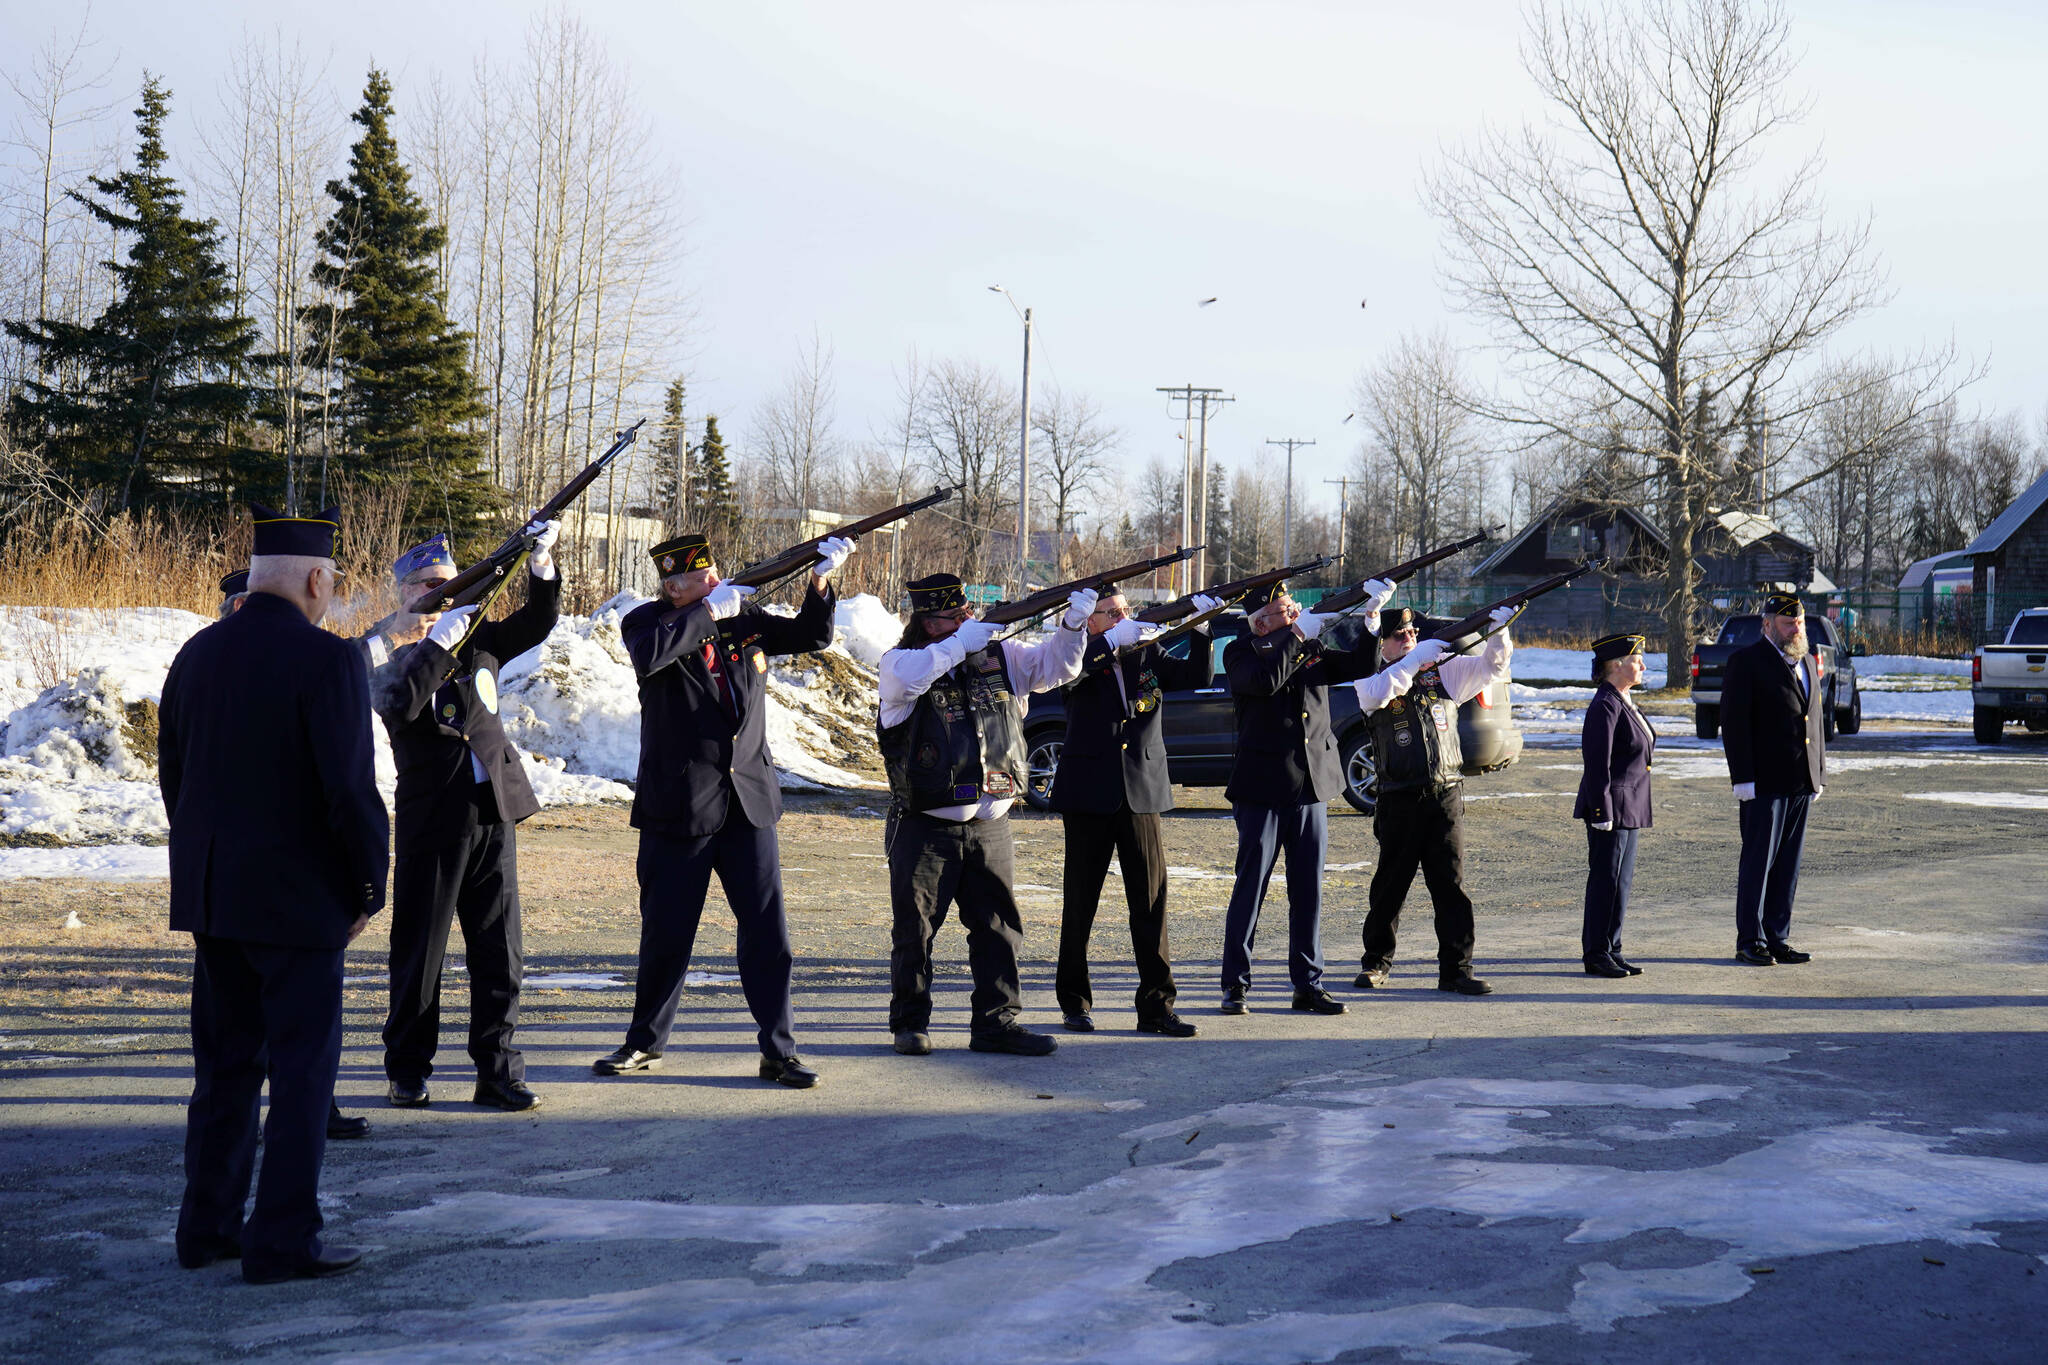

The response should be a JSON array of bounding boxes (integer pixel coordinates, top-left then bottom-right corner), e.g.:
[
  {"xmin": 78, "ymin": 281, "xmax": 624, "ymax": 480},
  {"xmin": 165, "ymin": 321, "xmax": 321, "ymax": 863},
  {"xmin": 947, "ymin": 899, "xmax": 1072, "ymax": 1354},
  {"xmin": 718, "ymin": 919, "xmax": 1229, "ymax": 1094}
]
[
  {"xmin": 1245, "ymin": 580, "xmax": 1290, "ymax": 609},
  {"xmin": 1591, "ymin": 632, "xmax": 1646, "ymax": 664},
  {"xmin": 907, "ymin": 572, "xmax": 967, "ymax": 612},
  {"xmin": 218, "ymin": 568, "xmax": 249, "ymax": 599},
  {"xmin": 393, "ymin": 533, "xmax": 456, "ymax": 581},
  {"xmin": 650, "ymin": 532, "xmax": 714, "ymax": 576},
  {"xmin": 1762, "ymin": 591, "xmax": 1805, "ymax": 617},
  {"xmin": 1380, "ymin": 605, "xmax": 1420, "ymax": 635},
  {"xmin": 249, "ymin": 502, "xmax": 340, "ymax": 559}
]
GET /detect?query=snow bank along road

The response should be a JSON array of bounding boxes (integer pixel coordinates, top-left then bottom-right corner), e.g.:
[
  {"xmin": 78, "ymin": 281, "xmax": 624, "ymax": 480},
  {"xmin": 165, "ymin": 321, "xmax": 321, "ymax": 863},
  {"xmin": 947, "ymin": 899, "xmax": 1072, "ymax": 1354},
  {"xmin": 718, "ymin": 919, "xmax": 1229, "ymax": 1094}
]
[{"xmin": 2, "ymin": 722, "xmax": 2046, "ymax": 1362}]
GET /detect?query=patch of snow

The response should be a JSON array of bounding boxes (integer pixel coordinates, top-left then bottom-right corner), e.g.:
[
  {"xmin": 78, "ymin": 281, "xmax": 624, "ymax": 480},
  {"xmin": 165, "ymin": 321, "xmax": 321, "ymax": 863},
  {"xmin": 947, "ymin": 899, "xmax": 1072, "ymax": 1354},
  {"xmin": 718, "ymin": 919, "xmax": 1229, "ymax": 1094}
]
[
  {"xmin": 1610, "ymin": 1042, "xmax": 1793, "ymax": 1064},
  {"xmin": 833, "ymin": 593, "xmax": 903, "ymax": 667},
  {"xmin": 1904, "ymin": 790, "xmax": 2048, "ymax": 810},
  {"xmin": 0, "ymin": 846, "xmax": 169, "ymax": 881}
]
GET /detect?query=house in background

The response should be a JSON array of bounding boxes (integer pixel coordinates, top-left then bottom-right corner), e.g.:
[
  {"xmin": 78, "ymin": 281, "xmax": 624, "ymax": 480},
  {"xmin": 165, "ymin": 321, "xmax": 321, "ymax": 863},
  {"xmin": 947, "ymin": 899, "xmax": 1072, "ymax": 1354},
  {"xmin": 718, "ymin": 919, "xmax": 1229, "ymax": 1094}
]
[
  {"xmin": 1895, "ymin": 550, "xmax": 1975, "ymax": 635},
  {"xmin": 1963, "ymin": 465, "xmax": 2048, "ymax": 643},
  {"xmin": 1466, "ymin": 495, "xmax": 1831, "ymax": 638}
]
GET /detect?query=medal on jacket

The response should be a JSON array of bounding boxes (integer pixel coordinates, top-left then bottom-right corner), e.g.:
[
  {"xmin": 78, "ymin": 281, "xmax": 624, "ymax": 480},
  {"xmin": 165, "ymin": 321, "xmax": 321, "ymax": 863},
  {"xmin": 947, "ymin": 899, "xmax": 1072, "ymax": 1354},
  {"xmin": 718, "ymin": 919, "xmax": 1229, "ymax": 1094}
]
[{"xmin": 472, "ymin": 666, "xmax": 499, "ymax": 715}]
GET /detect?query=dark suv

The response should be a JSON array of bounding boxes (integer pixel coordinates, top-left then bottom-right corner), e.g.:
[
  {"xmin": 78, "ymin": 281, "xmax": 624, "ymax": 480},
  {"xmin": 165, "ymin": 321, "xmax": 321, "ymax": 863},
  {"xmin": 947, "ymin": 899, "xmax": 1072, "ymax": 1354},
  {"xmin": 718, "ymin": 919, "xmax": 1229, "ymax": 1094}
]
[{"xmin": 1020, "ymin": 612, "xmax": 1521, "ymax": 815}]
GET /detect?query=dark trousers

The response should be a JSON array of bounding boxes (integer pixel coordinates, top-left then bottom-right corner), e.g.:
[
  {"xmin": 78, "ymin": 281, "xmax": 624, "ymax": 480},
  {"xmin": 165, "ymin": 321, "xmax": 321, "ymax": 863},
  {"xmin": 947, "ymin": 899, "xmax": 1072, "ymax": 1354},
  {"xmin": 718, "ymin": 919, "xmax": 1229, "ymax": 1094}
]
[
  {"xmin": 1362, "ymin": 785, "xmax": 1476, "ymax": 976},
  {"xmin": 383, "ymin": 811, "xmax": 524, "ymax": 1086},
  {"xmin": 1736, "ymin": 792, "xmax": 1811, "ymax": 951},
  {"xmin": 887, "ymin": 809, "xmax": 1026, "ymax": 1036},
  {"xmin": 178, "ymin": 934, "xmax": 342, "ymax": 1273},
  {"xmin": 1220, "ymin": 800, "xmax": 1328, "ymax": 992},
  {"xmin": 626, "ymin": 801, "xmax": 798, "ymax": 1060},
  {"xmin": 1056, "ymin": 806, "xmax": 1177, "ymax": 1020},
  {"xmin": 1582, "ymin": 825, "xmax": 1639, "ymax": 963}
]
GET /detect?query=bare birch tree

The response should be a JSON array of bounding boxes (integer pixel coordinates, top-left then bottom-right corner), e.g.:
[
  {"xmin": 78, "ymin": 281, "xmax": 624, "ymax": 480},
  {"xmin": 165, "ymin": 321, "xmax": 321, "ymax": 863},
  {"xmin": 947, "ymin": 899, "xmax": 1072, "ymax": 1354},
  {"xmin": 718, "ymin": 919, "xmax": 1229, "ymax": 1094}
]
[
  {"xmin": 1353, "ymin": 330, "xmax": 1486, "ymax": 584},
  {"xmin": 913, "ymin": 357, "xmax": 1017, "ymax": 585},
  {"xmin": 1427, "ymin": 0, "xmax": 1965, "ymax": 673},
  {"xmin": 1030, "ymin": 385, "xmax": 1118, "ymax": 544},
  {"xmin": 751, "ymin": 331, "xmax": 840, "ymax": 515}
]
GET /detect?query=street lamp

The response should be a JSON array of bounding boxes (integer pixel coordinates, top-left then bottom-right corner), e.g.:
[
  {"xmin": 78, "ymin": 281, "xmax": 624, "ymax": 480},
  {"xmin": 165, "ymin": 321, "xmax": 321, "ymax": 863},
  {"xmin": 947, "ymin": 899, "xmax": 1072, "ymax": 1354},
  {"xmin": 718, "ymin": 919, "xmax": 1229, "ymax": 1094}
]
[{"xmin": 989, "ymin": 285, "xmax": 1032, "ymax": 595}]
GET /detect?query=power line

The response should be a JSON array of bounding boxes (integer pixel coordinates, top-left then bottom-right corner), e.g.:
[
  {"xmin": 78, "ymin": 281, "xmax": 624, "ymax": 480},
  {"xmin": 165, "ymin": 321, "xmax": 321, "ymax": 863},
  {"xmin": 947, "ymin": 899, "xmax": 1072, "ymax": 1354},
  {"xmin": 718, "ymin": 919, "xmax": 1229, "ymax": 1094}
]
[
  {"xmin": 1158, "ymin": 384, "xmax": 1231, "ymax": 588},
  {"xmin": 1267, "ymin": 438, "xmax": 1316, "ymax": 562}
]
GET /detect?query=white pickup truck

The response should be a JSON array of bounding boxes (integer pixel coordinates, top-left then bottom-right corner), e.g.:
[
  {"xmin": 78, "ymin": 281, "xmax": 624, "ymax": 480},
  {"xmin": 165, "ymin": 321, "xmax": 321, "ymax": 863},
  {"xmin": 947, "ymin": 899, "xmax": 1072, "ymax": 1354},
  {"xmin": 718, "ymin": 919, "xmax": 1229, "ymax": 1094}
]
[{"xmin": 1973, "ymin": 608, "xmax": 2048, "ymax": 743}]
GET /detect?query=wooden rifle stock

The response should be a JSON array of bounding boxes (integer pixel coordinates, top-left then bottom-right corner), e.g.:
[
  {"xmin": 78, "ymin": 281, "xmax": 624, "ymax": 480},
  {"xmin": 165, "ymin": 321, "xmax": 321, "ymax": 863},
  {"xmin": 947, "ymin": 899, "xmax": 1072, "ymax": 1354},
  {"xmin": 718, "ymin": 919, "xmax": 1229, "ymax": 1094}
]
[
  {"xmin": 1312, "ymin": 525, "xmax": 1506, "ymax": 616},
  {"xmin": 422, "ymin": 418, "xmax": 647, "ymax": 613},
  {"xmin": 726, "ymin": 484, "xmax": 962, "ymax": 590},
  {"xmin": 1429, "ymin": 557, "xmax": 1608, "ymax": 647},
  {"xmin": 1133, "ymin": 553, "xmax": 1337, "ymax": 625},
  {"xmin": 980, "ymin": 546, "xmax": 1202, "ymax": 627}
]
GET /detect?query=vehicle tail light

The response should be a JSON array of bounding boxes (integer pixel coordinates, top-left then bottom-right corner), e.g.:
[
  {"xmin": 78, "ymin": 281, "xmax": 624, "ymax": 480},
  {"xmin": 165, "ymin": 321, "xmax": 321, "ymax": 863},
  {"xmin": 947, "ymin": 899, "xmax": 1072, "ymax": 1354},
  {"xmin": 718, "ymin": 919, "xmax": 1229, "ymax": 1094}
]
[
  {"xmin": 1972, "ymin": 655, "xmax": 1982, "ymax": 683},
  {"xmin": 1689, "ymin": 649, "xmax": 1700, "ymax": 681}
]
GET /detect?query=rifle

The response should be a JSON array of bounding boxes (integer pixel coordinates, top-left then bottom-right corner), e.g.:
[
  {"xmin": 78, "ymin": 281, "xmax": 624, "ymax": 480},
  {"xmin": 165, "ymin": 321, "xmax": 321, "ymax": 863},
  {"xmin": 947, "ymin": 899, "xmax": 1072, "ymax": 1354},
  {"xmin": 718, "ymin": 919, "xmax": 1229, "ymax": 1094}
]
[
  {"xmin": 1309, "ymin": 524, "xmax": 1506, "ymax": 616},
  {"xmin": 980, "ymin": 545, "xmax": 1202, "ymax": 628},
  {"xmin": 726, "ymin": 484, "xmax": 961, "ymax": 591},
  {"xmin": 1109, "ymin": 553, "xmax": 1338, "ymax": 659},
  {"xmin": 419, "ymin": 418, "xmax": 647, "ymax": 615},
  {"xmin": 1430, "ymin": 557, "xmax": 1608, "ymax": 652}
]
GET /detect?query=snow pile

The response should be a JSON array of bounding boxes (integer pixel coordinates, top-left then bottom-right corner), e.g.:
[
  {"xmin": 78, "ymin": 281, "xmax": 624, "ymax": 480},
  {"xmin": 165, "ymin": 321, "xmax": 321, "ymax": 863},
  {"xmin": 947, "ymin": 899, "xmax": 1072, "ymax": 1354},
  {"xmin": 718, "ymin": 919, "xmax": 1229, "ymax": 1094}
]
[
  {"xmin": 834, "ymin": 593, "xmax": 903, "ymax": 667},
  {"xmin": 498, "ymin": 598, "xmax": 643, "ymax": 783},
  {"xmin": 0, "ymin": 667, "xmax": 169, "ymax": 844}
]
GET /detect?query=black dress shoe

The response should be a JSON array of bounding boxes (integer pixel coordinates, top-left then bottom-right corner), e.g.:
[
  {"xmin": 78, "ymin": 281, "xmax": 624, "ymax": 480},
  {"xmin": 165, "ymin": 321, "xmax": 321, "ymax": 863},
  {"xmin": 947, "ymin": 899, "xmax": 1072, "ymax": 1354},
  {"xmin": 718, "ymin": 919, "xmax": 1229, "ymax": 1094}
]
[
  {"xmin": 1734, "ymin": 947, "xmax": 1775, "ymax": 966},
  {"xmin": 243, "ymin": 1245, "xmax": 362, "ymax": 1285},
  {"xmin": 1137, "ymin": 1013, "xmax": 1198, "ymax": 1038},
  {"xmin": 1584, "ymin": 958, "xmax": 1630, "ymax": 979},
  {"xmin": 759, "ymin": 1054, "xmax": 820, "ymax": 1088},
  {"xmin": 1438, "ymin": 974, "xmax": 1494, "ymax": 996},
  {"xmin": 1613, "ymin": 957, "xmax": 1645, "ymax": 975},
  {"xmin": 1291, "ymin": 988, "xmax": 1347, "ymax": 1015},
  {"xmin": 592, "ymin": 1046, "xmax": 663, "ymax": 1075},
  {"xmin": 1218, "ymin": 989, "xmax": 1248, "ymax": 1015},
  {"xmin": 968, "ymin": 1025, "xmax": 1058, "ymax": 1056},
  {"xmin": 386, "ymin": 1079, "xmax": 429, "ymax": 1108},
  {"xmin": 893, "ymin": 1030, "xmax": 933, "ymax": 1056},
  {"xmin": 1767, "ymin": 943, "xmax": 1812, "ymax": 964},
  {"xmin": 326, "ymin": 1104, "xmax": 370, "ymax": 1140},
  {"xmin": 1354, "ymin": 964, "xmax": 1390, "ymax": 989},
  {"xmin": 472, "ymin": 1078, "xmax": 542, "ymax": 1111},
  {"xmin": 176, "ymin": 1235, "xmax": 241, "ymax": 1270},
  {"xmin": 1062, "ymin": 1012, "xmax": 1096, "ymax": 1033}
]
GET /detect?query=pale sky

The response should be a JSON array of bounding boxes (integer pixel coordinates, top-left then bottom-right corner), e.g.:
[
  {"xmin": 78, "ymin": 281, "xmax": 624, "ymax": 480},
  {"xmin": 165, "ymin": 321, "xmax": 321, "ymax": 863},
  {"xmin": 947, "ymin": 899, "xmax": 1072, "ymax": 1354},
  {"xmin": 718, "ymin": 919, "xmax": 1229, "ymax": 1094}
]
[{"xmin": 11, "ymin": 0, "xmax": 2046, "ymax": 518}]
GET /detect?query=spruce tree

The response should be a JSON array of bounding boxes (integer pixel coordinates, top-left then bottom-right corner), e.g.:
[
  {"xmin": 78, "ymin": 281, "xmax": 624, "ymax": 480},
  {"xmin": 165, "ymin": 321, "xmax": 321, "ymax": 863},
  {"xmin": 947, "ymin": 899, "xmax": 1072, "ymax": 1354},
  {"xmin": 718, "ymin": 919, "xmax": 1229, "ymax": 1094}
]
[
  {"xmin": 652, "ymin": 375, "xmax": 686, "ymax": 531},
  {"xmin": 1203, "ymin": 461, "xmax": 1231, "ymax": 582},
  {"xmin": 5, "ymin": 75, "xmax": 260, "ymax": 511},
  {"xmin": 690, "ymin": 413, "xmax": 742, "ymax": 549},
  {"xmin": 305, "ymin": 68, "xmax": 493, "ymax": 542}
]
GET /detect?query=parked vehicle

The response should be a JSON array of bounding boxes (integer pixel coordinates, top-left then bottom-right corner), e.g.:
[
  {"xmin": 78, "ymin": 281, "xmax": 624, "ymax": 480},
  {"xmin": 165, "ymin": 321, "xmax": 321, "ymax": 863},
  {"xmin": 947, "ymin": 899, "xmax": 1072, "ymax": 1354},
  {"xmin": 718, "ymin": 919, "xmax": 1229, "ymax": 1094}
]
[
  {"xmin": 1020, "ymin": 612, "xmax": 1521, "ymax": 815},
  {"xmin": 1972, "ymin": 608, "xmax": 2048, "ymax": 744},
  {"xmin": 1690, "ymin": 613, "xmax": 1862, "ymax": 741}
]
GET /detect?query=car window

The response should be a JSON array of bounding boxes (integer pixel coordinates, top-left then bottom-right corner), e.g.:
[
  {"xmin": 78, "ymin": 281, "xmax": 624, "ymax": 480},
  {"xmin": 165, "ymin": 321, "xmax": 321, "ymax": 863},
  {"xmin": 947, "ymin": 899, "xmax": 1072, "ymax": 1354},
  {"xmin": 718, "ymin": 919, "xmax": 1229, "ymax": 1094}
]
[
  {"xmin": 1719, "ymin": 616, "xmax": 1762, "ymax": 645},
  {"xmin": 1807, "ymin": 617, "xmax": 1835, "ymax": 646},
  {"xmin": 2010, "ymin": 616, "xmax": 2048, "ymax": 645}
]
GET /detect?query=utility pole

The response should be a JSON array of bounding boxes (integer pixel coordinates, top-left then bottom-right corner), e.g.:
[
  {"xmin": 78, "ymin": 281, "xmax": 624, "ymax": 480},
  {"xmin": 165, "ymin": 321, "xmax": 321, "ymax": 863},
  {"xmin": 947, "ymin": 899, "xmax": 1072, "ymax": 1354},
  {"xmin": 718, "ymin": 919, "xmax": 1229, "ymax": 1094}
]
[
  {"xmin": 1267, "ymin": 438, "xmax": 1315, "ymax": 562},
  {"xmin": 1016, "ymin": 306, "xmax": 1032, "ymax": 594},
  {"xmin": 1159, "ymin": 383, "xmax": 1226, "ymax": 591},
  {"xmin": 1323, "ymin": 475, "xmax": 1353, "ymax": 575}
]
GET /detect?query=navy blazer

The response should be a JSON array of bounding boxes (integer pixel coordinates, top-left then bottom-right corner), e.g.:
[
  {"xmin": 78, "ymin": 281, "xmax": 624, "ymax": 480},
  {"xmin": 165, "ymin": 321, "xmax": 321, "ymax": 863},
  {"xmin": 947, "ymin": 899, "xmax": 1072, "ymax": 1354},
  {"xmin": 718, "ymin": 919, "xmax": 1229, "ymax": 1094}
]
[
  {"xmin": 623, "ymin": 583, "xmax": 835, "ymax": 837},
  {"xmin": 372, "ymin": 569, "xmax": 559, "ymax": 853},
  {"xmin": 1223, "ymin": 628, "xmax": 1374, "ymax": 807},
  {"xmin": 1051, "ymin": 629, "xmax": 1211, "ymax": 815},
  {"xmin": 1573, "ymin": 682, "xmax": 1656, "ymax": 828},
  {"xmin": 1721, "ymin": 638, "xmax": 1825, "ymax": 796},
  {"xmin": 159, "ymin": 592, "xmax": 390, "ymax": 949}
]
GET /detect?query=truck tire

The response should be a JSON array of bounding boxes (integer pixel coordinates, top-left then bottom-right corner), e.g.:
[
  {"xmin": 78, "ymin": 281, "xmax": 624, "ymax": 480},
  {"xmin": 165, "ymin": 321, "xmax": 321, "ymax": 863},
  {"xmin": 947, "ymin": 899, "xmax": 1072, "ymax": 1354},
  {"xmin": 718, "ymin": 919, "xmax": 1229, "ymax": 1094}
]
[
  {"xmin": 1822, "ymin": 686, "xmax": 1838, "ymax": 742},
  {"xmin": 1837, "ymin": 685, "xmax": 1862, "ymax": 735},
  {"xmin": 1339, "ymin": 729, "xmax": 1378, "ymax": 816},
  {"xmin": 1022, "ymin": 729, "xmax": 1063, "ymax": 810},
  {"xmin": 1973, "ymin": 706, "xmax": 2004, "ymax": 745},
  {"xmin": 1694, "ymin": 704, "xmax": 1720, "ymax": 740}
]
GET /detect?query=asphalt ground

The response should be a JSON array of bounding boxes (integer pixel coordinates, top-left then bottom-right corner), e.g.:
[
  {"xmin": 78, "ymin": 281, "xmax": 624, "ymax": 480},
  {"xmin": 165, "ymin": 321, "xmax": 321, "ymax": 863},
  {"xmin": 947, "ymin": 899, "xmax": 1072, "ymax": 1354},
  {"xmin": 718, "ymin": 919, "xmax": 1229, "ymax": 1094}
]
[{"xmin": 2, "ymin": 718, "xmax": 2047, "ymax": 1362}]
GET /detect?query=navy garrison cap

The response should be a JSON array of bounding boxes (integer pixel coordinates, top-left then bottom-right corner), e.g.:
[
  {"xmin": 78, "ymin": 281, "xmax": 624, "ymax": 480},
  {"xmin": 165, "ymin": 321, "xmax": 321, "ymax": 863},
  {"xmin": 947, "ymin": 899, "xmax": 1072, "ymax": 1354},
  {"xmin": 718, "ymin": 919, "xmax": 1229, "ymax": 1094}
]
[
  {"xmin": 1761, "ymin": 591, "xmax": 1804, "ymax": 617},
  {"xmin": 249, "ymin": 503, "xmax": 339, "ymax": 559},
  {"xmin": 218, "ymin": 569, "xmax": 249, "ymax": 599},
  {"xmin": 393, "ymin": 533, "xmax": 455, "ymax": 581},
  {"xmin": 906, "ymin": 573, "xmax": 966, "ymax": 612},
  {"xmin": 1379, "ymin": 606, "xmax": 1421, "ymax": 635},
  {"xmin": 1591, "ymin": 632, "xmax": 1646, "ymax": 663},
  {"xmin": 650, "ymin": 533, "xmax": 714, "ymax": 576}
]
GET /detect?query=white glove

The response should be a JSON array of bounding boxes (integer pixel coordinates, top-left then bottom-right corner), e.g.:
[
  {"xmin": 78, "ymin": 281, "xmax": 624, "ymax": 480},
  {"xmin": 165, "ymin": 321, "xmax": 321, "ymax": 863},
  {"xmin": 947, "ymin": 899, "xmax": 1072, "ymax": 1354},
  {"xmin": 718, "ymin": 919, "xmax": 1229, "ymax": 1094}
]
[
  {"xmin": 1295, "ymin": 608, "xmax": 1331, "ymax": 641},
  {"xmin": 1360, "ymin": 578, "xmax": 1395, "ymax": 612},
  {"xmin": 1395, "ymin": 637, "xmax": 1449, "ymax": 675},
  {"xmin": 1104, "ymin": 618, "xmax": 1162, "ymax": 650},
  {"xmin": 523, "ymin": 517, "xmax": 561, "ymax": 578},
  {"xmin": 425, "ymin": 604, "xmax": 480, "ymax": 651},
  {"xmin": 1488, "ymin": 605, "xmax": 1515, "ymax": 630},
  {"xmin": 1062, "ymin": 587, "xmax": 1098, "ymax": 630},
  {"xmin": 705, "ymin": 583, "xmax": 755, "ymax": 620},
  {"xmin": 813, "ymin": 535, "xmax": 855, "ymax": 578},
  {"xmin": 1813, "ymin": 786, "xmax": 1823, "ymax": 801},
  {"xmin": 1733, "ymin": 782, "xmax": 1756, "ymax": 802},
  {"xmin": 1190, "ymin": 593, "xmax": 1222, "ymax": 615},
  {"xmin": 951, "ymin": 618, "xmax": 1000, "ymax": 653},
  {"xmin": 1591, "ymin": 819, "xmax": 1614, "ymax": 832}
]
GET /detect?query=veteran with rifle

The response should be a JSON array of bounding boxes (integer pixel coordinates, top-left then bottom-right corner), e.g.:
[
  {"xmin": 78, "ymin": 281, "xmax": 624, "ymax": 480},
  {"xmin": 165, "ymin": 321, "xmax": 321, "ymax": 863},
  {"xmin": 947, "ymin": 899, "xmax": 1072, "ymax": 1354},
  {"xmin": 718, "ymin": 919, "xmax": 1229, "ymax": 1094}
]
[
  {"xmin": 879, "ymin": 547, "xmax": 1196, "ymax": 1057},
  {"xmin": 1351, "ymin": 557, "xmax": 1604, "ymax": 997}
]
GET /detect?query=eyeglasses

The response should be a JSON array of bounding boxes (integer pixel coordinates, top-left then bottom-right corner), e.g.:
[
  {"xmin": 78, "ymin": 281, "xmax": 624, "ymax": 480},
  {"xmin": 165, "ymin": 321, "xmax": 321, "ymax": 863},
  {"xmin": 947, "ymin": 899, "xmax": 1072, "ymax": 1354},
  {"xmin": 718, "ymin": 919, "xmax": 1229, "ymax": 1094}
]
[
  {"xmin": 1389, "ymin": 628, "xmax": 1420, "ymax": 640},
  {"xmin": 1091, "ymin": 604, "xmax": 1128, "ymax": 621}
]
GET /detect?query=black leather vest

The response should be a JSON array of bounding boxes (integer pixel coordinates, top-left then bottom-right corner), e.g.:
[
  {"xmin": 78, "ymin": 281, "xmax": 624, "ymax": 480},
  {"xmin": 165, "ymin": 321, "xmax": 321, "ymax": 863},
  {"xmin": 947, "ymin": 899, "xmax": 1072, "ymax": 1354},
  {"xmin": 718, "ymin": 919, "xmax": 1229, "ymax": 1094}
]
[
  {"xmin": 1370, "ymin": 665, "xmax": 1464, "ymax": 794},
  {"xmin": 880, "ymin": 647, "xmax": 1029, "ymax": 812}
]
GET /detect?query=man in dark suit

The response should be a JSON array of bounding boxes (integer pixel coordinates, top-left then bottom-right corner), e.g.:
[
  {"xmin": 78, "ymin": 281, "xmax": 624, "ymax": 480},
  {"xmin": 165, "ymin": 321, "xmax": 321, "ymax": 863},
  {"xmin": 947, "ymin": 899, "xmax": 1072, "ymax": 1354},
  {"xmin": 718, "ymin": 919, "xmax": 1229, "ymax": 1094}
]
[
  {"xmin": 1049, "ymin": 589, "xmax": 1219, "ymax": 1037},
  {"xmin": 161, "ymin": 504, "xmax": 387, "ymax": 1283},
  {"xmin": 1217, "ymin": 583, "xmax": 1384, "ymax": 1016},
  {"xmin": 591, "ymin": 531, "xmax": 851, "ymax": 1087},
  {"xmin": 1721, "ymin": 592, "xmax": 1826, "ymax": 965},
  {"xmin": 371, "ymin": 521, "xmax": 561, "ymax": 1113}
]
